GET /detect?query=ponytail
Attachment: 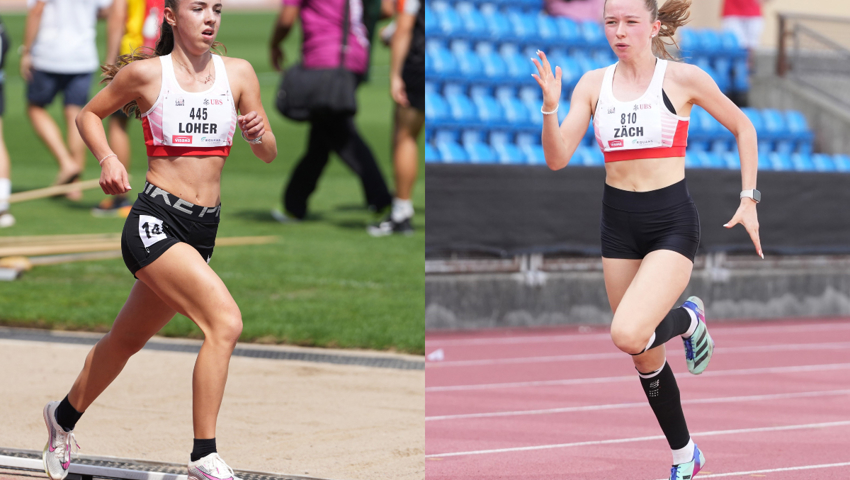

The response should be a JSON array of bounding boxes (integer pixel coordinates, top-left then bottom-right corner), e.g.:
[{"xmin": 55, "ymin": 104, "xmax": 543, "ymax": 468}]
[
  {"xmin": 653, "ymin": 0, "xmax": 690, "ymax": 60},
  {"xmin": 100, "ymin": 0, "xmax": 227, "ymax": 118}
]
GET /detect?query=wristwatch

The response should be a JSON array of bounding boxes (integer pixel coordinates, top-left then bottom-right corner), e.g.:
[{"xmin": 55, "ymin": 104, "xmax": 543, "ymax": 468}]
[
  {"xmin": 740, "ymin": 189, "xmax": 761, "ymax": 203},
  {"xmin": 241, "ymin": 130, "xmax": 263, "ymax": 145}
]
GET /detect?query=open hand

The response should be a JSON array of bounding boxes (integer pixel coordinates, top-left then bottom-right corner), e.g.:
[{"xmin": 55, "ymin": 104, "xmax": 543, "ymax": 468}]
[
  {"xmin": 724, "ymin": 199, "xmax": 763, "ymax": 258},
  {"xmin": 531, "ymin": 50, "xmax": 562, "ymax": 112}
]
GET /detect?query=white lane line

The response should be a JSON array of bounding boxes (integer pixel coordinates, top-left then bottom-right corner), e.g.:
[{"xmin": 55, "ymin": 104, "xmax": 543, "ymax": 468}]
[
  {"xmin": 424, "ymin": 420, "xmax": 850, "ymax": 458},
  {"xmin": 425, "ymin": 362, "xmax": 850, "ymax": 392},
  {"xmin": 426, "ymin": 342, "xmax": 850, "ymax": 367},
  {"xmin": 426, "ymin": 322, "xmax": 850, "ymax": 347},
  {"xmin": 425, "ymin": 388, "xmax": 850, "ymax": 421},
  {"xmin": 652, "ymin": 461, "xmax": 850, "ymax": 479}
]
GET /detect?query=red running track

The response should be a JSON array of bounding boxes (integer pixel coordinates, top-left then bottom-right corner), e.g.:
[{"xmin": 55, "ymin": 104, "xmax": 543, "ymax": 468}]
[{"xmin": 425, "ymin": 318, "xmax": 850, "ymax": 479}]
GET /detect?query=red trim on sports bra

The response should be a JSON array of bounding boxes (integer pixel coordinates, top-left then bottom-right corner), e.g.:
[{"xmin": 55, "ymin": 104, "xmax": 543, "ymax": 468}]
[
  {"xmin": 146, "ymin": 145, "xmax": 232, "ymax": 157},
  {"xmin": 603, "ymin": 119, "xmax": 690, "ymax": 163},
  {"xmin": 142, "ymin": 116, "xmax": 231, "ymax": 157}
]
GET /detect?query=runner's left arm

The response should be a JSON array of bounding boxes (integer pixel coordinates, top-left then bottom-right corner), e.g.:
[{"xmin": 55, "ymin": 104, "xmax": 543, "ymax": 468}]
[{"xmin": 232, "ymin": 59, "xmax": 277, "ymax": 164}]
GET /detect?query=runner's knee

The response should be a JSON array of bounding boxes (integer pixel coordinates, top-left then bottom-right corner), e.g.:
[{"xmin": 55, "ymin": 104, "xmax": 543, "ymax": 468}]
[{"xmin": 610, "ymin": 322, "xmax": 650, "ymax": 355}]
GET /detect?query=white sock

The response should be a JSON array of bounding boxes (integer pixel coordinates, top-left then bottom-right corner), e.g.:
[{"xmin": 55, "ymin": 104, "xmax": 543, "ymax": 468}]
[
  {"xmin": 672, "ymin": 438, "xmax": 695, "ymax": 465},
  {"xmin": 682, "ymin": 308, "xmax": 698, "ymax": 338},
  {"xmin": 391, "ymin": 198, "xmax": 413, "ymax": 223},
  {"xmin": 0, "ymin": 178, "xmax": 10, "ymax": 212}
]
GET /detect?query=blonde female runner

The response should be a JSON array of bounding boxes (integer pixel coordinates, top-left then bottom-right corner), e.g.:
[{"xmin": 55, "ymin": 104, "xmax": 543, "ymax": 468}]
[
  {"xmin": 41, "ymin": 1, "xmax": 276, "ymax": 480},
  {"xmin": 532, "ymin": 0, "xmax": 761, "ymax": 478}
]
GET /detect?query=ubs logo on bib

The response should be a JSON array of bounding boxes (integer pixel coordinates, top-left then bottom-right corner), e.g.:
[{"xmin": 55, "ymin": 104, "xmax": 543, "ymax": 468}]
[
  {"xmin": 173, "ymin": 135, "xmax": 192, "ymax": 144},
  {"xmin": 608, "ymin": 140, "xmax": 624, "ymax": 148}
]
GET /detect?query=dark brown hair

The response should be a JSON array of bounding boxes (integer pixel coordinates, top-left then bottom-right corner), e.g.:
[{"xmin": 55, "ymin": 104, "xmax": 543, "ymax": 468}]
[
  {"xmin": 101, "ymin": 0, "xmax": 226, "ymax": 118},
  {"xmin": 605, "ymin": 0, "xmax": 691, "ymax": 60}
]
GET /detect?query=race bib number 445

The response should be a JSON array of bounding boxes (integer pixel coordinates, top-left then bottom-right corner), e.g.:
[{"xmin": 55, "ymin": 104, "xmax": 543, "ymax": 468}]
[{"xmin": 139, "ymin": 215, "xmax": 167, "ymax": 248}]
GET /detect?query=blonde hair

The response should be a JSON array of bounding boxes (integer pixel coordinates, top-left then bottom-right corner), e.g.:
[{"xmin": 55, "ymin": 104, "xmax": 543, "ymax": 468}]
[
  {"xmin": 100, "ymin": 0, "xmax": 226, "ymax": 118},
  {"xmin": 605, "ymin": 0, "xmax": 691, "ymax": 60}
]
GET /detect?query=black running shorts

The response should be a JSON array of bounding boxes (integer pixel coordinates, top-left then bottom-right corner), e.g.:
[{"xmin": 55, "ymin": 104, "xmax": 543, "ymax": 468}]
[
  {"xmin": 121, "ymin": 182, "xmax": 220, "ymax": 277},
  {"xmin": 600, "ymin": 179, "xmax": 701, "ymax": 262}
]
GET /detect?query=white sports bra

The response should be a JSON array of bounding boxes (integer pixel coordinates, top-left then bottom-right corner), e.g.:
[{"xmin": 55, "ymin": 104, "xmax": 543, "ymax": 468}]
[
  {"xmin": 593, "ymin": 59, "xmax": 689, "ymax": 163},
  {"xmin": 141, "ymin": 54, "xmax": 238, "ymax": 157}
]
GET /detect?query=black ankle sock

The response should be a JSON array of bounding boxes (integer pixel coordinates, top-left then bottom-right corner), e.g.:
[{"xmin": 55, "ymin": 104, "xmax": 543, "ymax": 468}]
[
  {"xmin": 631, "ymin": 307, "xmax": 692, "ymax": 355},
  {"xmin": 191, "ymin": 438, "xmax": 217, "ymax": 462},
  {"xmin": 55, "ymin": 395, "xmax": 83, "ymax": 432},
  {"xmin": 638, "ymin": 361, "xmax": 690, "ymax": 450}
]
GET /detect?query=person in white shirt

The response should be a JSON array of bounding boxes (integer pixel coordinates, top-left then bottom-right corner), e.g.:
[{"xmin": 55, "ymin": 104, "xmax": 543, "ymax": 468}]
[{"xmin": 20, "ymin": 0, "xmax": 112, "ymax": 200}]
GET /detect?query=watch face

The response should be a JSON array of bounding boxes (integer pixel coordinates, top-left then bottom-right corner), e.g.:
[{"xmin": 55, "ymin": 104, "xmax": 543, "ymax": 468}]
[{"xmin": 753, "ymin": 189, "xmax": 761, "ymax": 202}]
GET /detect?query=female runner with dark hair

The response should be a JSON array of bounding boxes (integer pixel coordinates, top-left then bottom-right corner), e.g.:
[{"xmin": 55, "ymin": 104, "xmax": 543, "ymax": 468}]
[
  {"xmin": 532, "ymin": 0, "xmax": 761, "ymax": 478},
  {"xmin": 41, "ymin": 1, "xmax": 276, "ymax": 480}
]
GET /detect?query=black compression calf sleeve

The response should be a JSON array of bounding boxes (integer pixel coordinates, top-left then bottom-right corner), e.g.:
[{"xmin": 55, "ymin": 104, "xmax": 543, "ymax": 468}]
[
  {"xmin": 638, "ymin": 361, "xmax": 690, "ymax": 450},
  {"xmin": 631, "ymin": 307, "xmax": 692, "ymax": 355},
  {"xmin": 55, "ymin": 395, "xmax": 83, "ymax": 432}
]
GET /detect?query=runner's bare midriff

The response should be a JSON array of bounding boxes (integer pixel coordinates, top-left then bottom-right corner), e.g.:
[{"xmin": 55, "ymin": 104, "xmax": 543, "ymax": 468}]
[
  {"xmin": 604, "ymin": 155, "xmax": 686, "ymax": 192},
  {"xmin": 145, "ymin": 155, "xmax": 225, "ymax": 207}
]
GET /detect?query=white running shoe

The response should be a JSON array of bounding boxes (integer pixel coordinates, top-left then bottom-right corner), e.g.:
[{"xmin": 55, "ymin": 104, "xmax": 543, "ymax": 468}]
[
  {"xmin": 188, "ymin": 453, "xmax": 242, "ymax": 480},
  {"xmin": 42, "ymin": 401, "xmax": 79, "ymax": 480}
]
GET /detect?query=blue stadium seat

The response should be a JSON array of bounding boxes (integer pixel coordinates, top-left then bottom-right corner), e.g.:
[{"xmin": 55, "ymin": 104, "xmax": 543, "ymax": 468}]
[
  {"xmin": 678, "ymin": 29, "xmax": 699, "ymax": 58},
  {"xmin": 454, "ymin": 2, "xmax": 488, "ymax": 39},
  {"xmin": 425, "ymin": 92, "xmax": 450, "ymax": 121},
  {"xmin": 444, "ymin": 85, "xmax": 477, "ymax": 122},
  {"xmin": 722, "ymin": 152, "xmax": 740, "ymax": 169},
  {"xmin": 462, "ymin": 130, "xmax": 497, "ymax": 163},
  {"xmin": 757, "ymin": 153, "xmax": 772, "ymax": 170},
  {"xmin": 791, "ymin": 152, "xmax": 814, "ymax": 171},
  {"xmin": 469, "ymin": 86, "xmax": 505, "ymax": 123},
  {"xmin": 500, "ymin": 93, "xmax": 530, "ymax": 124},
  {"xmin": 425, "ymin": 143, "xmax": 440, "ymax": 162},
  {"xmin": 768, "ymin": 152, "xmax": 793, "ymax": 171},
  {"xmin": 426, "ymin": 42, "xmax": 457, "ymax": 75},
  {"xmin": 812, "ymin": 153, "xmax": 836, "ymax": 172},
  {"xmin": 495, "ymin": 143, "xmax": 525, "ymax": 164},
  {"xmin": 434, "ymin": 129, "xmax": 469, "ymax": 163},
  {"xmin": 833, "ymin": 154, "xmax": 850, "ymax": 172},
  {"xmin": 430, "ymin": 1, "xmax": 463, "ymax": 36},
  {"xmin": 575, "ymin": 146, "xmax": 604, "ymax": 167},
  {"xmin": 700, "ymin": 151, "xmax": 725, "ymax": 168},
  {"xmin": 719, "ymin": 30, "xmax": 747, "ymax": 59},
  {"xmin": 731, "ymin": 58, "xmax": 749, "ymax": 92},
  {"xmin": 785, "ymin": 110, "xmax": 814, "ymax": 153},
  {"xmin": 554, "ymin": 17, "xmax": 582, "ymax": 45},
  {"xmin": 761, "ymin": 109, "xmax": 788, "ymax": 140},
  {"xmin": 579, "ymin": 21, "xmax": 606, "ymax": 48},
  {"xmin": 474, "ymin": 42, "xmax": 508, "ymax": 81},
  {"xmin": 698, "ymin": 29, "xmax": 723, "ymax": 56},
  {"xmin": 450, "ymin": 41, "xmax": 484, "ymax": 77},
  {"xmin": 500, "ymin": 43, "xmax": 532, "ymax": 81},
  {"xmin": 523, "ymin": 144, "xmax": 547, "ymax": 165},
  {"xmin": 536, "ymin": 13, "xmax": 560, "ymax": 43},
  {"xmin": 480, "ymin": 4, "xmax": 513, "ymax": 39},
  {"xmin": 507, "ymin": 11, "xmax": 537, "ymax": 40}
]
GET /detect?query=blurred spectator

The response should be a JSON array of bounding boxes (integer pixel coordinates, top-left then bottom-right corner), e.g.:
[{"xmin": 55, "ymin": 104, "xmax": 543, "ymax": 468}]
[
  {"xmin": 369, "ymin": 0, "xmax": 423, "ymax": 236},
  {"xmin": 545, "ymin": 0, "xmax": 605, "ymax": 21},
  {"xmin": 0, "ymin": 16, "xmax": 12, "ymax": 227},
  {"xmin": 21, "ymin": 0, "xmax": 112, "ymax": 201},
  {"xmin": 92, "ymin": 0, "xmax": 163, "ymax": 218},
  {"xmin": 722, "ymin": 0, "xmax": 771, "ymax": 55},
  {"xmin": 269, "ymin": 0, "xmax": 392, "ymax": 222}
]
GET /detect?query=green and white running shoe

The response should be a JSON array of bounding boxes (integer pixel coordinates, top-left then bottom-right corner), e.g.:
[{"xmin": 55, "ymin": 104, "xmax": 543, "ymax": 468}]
[
  {"xmin": 669, "ymin": 443, "xmax": 706, "ymax": 480},
  {"xmin": 682, "ymin": 296, "xmax": 714, "ymax": 375}
]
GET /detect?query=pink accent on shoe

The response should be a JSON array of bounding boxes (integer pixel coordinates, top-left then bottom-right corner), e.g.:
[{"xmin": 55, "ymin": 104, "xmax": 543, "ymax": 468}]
[{"xmin": 199, "ymin": 470, "xmax": 232, "ymax": 480}]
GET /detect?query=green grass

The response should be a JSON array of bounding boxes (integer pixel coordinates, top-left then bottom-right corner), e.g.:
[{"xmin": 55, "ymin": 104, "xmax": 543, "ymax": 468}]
[{"xmin": 0, "ymin": 12, "xmax": 425, "ymax": 354}]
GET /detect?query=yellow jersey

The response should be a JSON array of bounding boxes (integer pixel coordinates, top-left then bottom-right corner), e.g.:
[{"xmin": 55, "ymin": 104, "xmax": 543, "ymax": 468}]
[{"xmin": 120, "ymin": 0, "xmax": 164, "ymax": 55}]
